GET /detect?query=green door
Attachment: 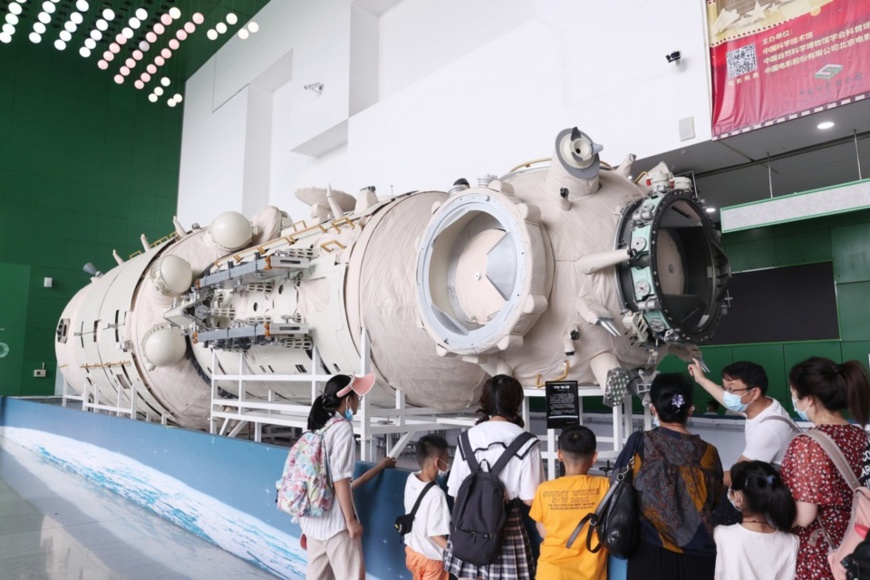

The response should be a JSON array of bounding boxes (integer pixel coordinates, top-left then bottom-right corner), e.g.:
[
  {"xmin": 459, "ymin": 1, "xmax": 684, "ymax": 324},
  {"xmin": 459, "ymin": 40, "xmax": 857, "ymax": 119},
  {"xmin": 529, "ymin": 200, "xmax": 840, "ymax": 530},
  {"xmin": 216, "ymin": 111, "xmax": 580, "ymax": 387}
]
[{"xmin": 0, "ymin": 262, "xmax": 31, "ymax": 396}]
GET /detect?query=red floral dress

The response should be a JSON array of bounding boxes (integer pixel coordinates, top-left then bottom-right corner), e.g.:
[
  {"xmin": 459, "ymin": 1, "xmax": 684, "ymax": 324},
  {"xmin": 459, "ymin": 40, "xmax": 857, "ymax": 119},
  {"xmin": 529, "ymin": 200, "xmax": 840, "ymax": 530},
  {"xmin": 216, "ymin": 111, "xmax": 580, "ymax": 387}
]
[{"xmin": 780, "ymin": 424, "xmax": 870, "ymax": 580}]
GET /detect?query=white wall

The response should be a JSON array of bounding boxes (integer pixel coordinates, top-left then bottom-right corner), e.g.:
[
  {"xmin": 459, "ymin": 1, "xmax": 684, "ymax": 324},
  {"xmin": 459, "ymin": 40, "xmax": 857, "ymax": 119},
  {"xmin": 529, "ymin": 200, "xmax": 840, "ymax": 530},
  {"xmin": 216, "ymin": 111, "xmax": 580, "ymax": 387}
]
[{"xmin": 179, "ymin": 0, "xmax": 712, "ymax": 223}]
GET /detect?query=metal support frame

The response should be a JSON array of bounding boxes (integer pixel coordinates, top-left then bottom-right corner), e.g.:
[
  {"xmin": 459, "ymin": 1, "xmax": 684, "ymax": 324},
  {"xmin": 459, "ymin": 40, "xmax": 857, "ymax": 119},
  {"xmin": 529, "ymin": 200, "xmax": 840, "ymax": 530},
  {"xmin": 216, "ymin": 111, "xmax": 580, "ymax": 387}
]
[
  {"xmin": 207, "ymin": 329, "xmax": 447, "ymax": 461},
  {"xmin": 61, "ymin": 375, "xmax": 139, "ymax": 419}
]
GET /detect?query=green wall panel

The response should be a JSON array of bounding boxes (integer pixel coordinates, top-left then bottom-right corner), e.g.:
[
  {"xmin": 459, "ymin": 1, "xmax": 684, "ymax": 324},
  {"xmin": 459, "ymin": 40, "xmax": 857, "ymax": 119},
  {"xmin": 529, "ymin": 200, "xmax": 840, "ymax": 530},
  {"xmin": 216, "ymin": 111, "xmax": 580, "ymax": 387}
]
[
  {"xmin": 840, "ymin": 342, "xmax": 870, "ymax": 372},
  {"xmin": 773, "ymin": 230, "xmax": 831, "ymax": 267},
  {"xmin": 0, "ymin": 40, "xmax": 182, "ymax": 395},
  {"xmin": 725, "ymin": 238, "xmax": 777, "ymax": 272},
  {"xmin": 0, "ymin": 263, "xmax": 31, "ymax": 396},
  {"xmin": 832, "ymin": 224, "xmax": 870, "ymax": 283},
  {"xmin": 784, "ymin": 342, "xmax": 843, "ymax": 376},
  {"xmin": 836, "ymin": 282, "xmax": 870, "ymax": 341}
]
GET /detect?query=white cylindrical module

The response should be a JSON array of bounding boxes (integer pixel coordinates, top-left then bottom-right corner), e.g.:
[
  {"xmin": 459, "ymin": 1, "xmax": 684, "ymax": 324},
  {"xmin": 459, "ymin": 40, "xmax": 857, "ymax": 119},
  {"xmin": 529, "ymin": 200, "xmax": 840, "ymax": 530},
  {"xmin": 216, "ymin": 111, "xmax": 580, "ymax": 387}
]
[{"xmin": 55, "ymin": 128, "xmax": 730, "ymax": 427}]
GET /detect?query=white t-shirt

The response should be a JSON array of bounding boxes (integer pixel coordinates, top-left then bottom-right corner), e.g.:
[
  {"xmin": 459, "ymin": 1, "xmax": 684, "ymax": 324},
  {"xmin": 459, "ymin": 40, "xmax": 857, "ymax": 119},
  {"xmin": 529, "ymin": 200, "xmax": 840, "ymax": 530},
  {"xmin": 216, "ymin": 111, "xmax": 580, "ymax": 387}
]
[
  {"xmin": 744, "ymin": 399, "xmax": 801, "ymax": 466},
  {"xmin": 403, "ymin": 473, "xmax": 451, "ymax": 561},
  {"xmin": 714, "ymin": 523, "xmax": 798, "ymax": 580},
  {"xmin": 446, "ymin": 421, "xmax": 544, "ymax": 502},
  {"xmin": 299, "ymin": 418, "xmax": 356, "ymax": 541}
]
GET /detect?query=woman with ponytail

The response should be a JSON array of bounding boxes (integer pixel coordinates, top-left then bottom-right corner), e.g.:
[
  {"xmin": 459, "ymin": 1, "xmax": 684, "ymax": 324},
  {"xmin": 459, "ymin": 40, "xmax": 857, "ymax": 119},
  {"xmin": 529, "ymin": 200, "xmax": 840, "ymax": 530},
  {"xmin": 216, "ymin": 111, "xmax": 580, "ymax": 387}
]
[
  {"xmin": 300, "ymin": 373, "xmax": 375, "ymax": 580},
  {"xmin": 714, "ymin": 461, "xmax": 799, "ymax": 579},
  {"xmin": 780, "ymin": 357, "xmax": 870, "ymax": 580}
]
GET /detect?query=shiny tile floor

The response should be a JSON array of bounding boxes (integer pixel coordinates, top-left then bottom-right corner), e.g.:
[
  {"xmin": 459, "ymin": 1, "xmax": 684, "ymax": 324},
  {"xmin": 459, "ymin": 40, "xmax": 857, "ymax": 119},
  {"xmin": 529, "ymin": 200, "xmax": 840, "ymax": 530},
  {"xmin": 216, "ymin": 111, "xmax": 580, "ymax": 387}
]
[{"xmin": 0, "ymin": 440, "xmax": 278, "ymax": 580}]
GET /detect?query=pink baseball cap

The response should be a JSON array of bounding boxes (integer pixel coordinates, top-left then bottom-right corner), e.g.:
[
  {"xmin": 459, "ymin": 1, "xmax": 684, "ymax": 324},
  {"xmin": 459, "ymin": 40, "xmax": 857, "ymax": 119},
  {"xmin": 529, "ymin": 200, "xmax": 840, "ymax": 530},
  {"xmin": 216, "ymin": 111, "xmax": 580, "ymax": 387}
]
[{"xmin": 336, "ymin": 373, "xmax": 375, "ymax": 398}]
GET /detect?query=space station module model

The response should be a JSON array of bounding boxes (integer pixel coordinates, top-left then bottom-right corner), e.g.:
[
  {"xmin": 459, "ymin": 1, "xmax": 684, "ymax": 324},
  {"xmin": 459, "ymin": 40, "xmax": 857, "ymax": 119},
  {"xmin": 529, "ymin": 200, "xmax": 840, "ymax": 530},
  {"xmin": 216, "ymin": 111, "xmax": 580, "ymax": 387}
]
[{"xmin": 55, "ymin": 128, "xmax": 731, "ymax": 429}]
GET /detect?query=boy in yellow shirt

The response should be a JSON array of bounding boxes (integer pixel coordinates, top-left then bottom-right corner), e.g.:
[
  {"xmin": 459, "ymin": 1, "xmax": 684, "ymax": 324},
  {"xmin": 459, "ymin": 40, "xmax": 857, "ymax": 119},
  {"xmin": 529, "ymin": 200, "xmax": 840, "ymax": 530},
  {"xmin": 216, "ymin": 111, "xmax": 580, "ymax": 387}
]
[{"xmin": 529, "ymin": 425, "xmax": 610, "ymax": 580}]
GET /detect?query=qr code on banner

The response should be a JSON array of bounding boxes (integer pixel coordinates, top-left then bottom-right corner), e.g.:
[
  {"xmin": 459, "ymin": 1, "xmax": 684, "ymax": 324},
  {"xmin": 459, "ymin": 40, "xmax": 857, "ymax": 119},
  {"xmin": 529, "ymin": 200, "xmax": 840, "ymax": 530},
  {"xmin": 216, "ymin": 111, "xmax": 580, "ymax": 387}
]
[{"xmin": 727, "ymin": 44, "xmax": 757, "ymax": 78}]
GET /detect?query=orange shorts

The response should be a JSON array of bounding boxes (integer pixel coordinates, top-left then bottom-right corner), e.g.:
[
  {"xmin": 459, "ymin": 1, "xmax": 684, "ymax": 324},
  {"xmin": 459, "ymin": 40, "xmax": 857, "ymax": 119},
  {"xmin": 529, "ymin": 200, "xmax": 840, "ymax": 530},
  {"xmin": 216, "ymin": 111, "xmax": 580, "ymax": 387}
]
[{"xmin": 405, "ymin": 546, "xmax": 448, "ymax": 580}]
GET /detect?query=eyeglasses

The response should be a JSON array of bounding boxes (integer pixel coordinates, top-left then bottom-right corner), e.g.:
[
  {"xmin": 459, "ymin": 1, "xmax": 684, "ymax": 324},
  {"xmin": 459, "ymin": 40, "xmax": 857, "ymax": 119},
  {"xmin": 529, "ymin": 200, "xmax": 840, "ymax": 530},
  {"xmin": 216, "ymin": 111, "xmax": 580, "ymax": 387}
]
[{"xmin": 723, "ymin": 386, "xmax": 751, "ymax": 394}]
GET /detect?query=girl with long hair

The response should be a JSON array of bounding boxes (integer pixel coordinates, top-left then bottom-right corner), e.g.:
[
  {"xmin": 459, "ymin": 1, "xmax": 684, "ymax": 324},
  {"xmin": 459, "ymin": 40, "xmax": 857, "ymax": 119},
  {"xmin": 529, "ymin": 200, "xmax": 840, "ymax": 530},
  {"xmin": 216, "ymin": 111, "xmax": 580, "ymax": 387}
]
[{"xmin": 299, "ymin": 373, "xmax": 374, "ymax": 580}]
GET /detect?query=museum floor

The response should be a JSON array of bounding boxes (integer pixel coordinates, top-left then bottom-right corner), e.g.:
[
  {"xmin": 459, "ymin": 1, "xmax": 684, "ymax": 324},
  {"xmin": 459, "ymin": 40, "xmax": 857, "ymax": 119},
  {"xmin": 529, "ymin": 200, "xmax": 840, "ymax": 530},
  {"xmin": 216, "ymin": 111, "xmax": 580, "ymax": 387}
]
[{"xmin": 0, "ymin": 440, "xmax": 276, "ymax": 579}]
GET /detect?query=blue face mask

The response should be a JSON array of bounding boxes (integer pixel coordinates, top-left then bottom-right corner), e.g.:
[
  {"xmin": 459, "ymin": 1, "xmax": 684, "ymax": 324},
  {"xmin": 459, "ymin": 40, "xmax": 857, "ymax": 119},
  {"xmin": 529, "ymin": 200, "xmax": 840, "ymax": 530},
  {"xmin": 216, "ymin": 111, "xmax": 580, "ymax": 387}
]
[
  {"xmin": 723, "ymin": 390, "xmax": 749, "ymax": 413},
  {"xmin": 792, "ymin": 398, "xmax": 809, "ymax": 422},
  {"xmin": 652, "ymin": 414, "xmax": 660, "ymax": 428},
  {"xmin": 344, "ymin": 408, "xmax": 354, "ymax": 421}
]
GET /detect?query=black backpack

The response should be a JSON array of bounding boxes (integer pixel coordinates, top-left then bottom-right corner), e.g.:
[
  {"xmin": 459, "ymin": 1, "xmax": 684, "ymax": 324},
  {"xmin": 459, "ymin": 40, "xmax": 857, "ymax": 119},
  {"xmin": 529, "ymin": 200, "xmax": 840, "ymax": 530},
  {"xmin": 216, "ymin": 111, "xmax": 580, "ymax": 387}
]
[{"xmin": 450, "ymin": 430, "xmax": 536, "ymax": 567}]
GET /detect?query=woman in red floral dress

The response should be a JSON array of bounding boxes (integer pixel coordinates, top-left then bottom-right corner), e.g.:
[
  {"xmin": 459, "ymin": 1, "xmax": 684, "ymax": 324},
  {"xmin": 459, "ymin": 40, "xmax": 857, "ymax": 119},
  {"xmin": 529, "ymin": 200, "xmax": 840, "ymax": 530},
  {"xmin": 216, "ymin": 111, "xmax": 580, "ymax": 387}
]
[{"xmin": 780, "ymin": 357, "xmax": 870, "ymax": 580}]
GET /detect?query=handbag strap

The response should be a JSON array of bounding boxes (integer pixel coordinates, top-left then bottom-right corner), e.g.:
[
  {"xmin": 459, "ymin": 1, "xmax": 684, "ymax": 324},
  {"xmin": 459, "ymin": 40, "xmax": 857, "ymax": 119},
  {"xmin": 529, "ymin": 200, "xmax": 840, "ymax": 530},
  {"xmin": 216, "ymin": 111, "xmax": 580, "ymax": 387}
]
[
  {"xmin": 759, "ymin": 414, "xmax": 803, "ymax": 434},
  {"xmin": 408, "ymin": 481, "xmax": 437, "ymax": 519},
  {"xmin": 804, "ymin": 429, "xmax": 861, "ymax": 491},
  {"xmin": 566, "ymin": 512, "xmax": 596, "ymax": 549},
  {"xmin": 565, "ymin": 432, "xmax": 642, "ymax": 549}
]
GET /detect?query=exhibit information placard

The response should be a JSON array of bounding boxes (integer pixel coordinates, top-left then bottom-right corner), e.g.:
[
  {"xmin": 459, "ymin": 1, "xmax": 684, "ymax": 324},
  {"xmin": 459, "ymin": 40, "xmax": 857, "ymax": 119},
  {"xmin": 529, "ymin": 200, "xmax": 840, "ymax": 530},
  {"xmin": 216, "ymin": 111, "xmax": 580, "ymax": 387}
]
[
  {"xmin": 545, "ymin": 381, "xmax": 580, "ymax": 429},
  {"xmin": 708, "ymin": 0, "xmax": 870, "ymax": 138}
]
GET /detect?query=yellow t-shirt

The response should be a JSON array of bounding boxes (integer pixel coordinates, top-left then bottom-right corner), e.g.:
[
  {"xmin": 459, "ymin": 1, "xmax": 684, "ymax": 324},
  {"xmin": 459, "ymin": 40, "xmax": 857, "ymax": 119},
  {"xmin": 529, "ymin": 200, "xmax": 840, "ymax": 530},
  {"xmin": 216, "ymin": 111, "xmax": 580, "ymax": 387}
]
[{"xmin": 529, "ymin": 474, "xmax": 610, "ymax": 580}]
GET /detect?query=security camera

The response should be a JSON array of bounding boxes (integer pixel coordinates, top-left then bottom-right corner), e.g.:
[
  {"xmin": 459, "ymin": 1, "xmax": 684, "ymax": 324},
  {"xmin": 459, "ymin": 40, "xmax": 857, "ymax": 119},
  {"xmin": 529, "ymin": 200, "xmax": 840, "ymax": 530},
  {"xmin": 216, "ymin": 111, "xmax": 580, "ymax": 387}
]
[{"xmin": 665, "ymin": 51, "xmax": 681, "ymax": 63}]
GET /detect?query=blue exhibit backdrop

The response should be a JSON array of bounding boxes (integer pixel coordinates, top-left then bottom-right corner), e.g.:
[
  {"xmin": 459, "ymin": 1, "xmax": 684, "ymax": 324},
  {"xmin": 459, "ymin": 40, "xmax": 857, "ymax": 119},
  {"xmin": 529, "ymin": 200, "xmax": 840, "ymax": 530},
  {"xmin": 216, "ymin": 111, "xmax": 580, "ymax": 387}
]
[{"xmin": 0, "ymin": 398, "xmax": 412, "ymax": 579}]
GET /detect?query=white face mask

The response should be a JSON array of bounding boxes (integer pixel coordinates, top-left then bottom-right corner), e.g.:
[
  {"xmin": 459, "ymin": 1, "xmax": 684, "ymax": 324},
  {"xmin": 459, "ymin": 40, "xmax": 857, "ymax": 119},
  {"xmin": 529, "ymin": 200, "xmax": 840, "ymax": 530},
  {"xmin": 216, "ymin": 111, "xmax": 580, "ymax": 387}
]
[
  {"xmin": 437, "ymin": 458, "xmax": 450, "ymax": 478},
  {"xmin": 722, "ymin": 390, "xmax": 750, "ymax": 413}
]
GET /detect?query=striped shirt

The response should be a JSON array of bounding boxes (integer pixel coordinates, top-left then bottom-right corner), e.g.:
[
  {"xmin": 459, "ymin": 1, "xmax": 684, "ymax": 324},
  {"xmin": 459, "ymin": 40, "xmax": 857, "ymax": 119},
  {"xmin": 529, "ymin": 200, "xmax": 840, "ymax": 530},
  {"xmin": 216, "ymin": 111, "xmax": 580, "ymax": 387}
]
[{"xmin": 299, "ymin": 418, "xmax": 356, "ymax": 541}]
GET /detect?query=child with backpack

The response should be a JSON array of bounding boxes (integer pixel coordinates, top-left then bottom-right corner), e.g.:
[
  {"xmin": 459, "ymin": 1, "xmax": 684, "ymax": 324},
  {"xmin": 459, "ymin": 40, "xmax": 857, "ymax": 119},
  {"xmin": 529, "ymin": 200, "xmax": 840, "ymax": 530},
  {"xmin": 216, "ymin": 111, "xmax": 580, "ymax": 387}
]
[
  {"xmin": 714, "ymin": 461, "xmax": 799, "ymax": 580},
  {"xmin": 529, "ymin": 425, "xmax": 610, "ymax": 580},
  {"xmin": 295, "ymin": 373, "xmax": 375, "ymax": 580},
  {"xmin": 443, "ymin": 375, "xmax": 544, "ymax": 580},
  {"xmin": 399, "ymin": 434, "xmax": 452, "ymax": 580}
]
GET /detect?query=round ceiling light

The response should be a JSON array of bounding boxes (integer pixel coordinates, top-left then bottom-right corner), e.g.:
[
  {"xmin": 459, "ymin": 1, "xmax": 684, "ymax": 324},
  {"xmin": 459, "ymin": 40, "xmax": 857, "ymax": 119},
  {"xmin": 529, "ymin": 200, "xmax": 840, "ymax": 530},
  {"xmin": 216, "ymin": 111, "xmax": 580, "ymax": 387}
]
[
  {"xmin": 817, "ymin": 121, "xmax": 835, "ymax": 130},
  {"xmin": 192, "ymin": 13, "xmax": 204, "ymax": 25},
  {"xmin": 8, "ymin": 3, "xmax": 21, "ymax": 15},
  {"xmin": 226, "ymin": 13, "xmax": 238, "ymax": 25},
  {"xmin": 206, "ymin": 29, "xmax": 217, "ymax": 40},
  {"xmin": 54, "ymin": 39, "xmax": 65, "ymax": 50},
  {"xmin": 33, "ymin": 22, "xmax": 46, "ymax": 34},
  {"xmin": 136, "ymin": 9, "xmax": 148, "ymax": 21},
  {"xmin": 95, "ymin": 19, "xmax": 107, "ymax": 31},
  {"xmin": 160, "ymin": 77, "xmax": 170, "ymax": 86},
  {"xmin": 102, "ymin": 8, "xmax": 114, "ymax": 20},
  {"xmin": 75, "ymin": 0, "xmax": 89, "ymax": 12},
  {"xmin": 216, "ymin": 22, "xmax": 227, "ymax": 34},
  {"xmin": 70, "ymin": 12, "xmax": 83, "ymax": 24},
  {"xmin": 238, "ymin": 28, "xmax": 249, "ymax": 40},
  {"xmin": 79, "ymin": 46, "xmax": 91, "ymax": 58},
  {"xmin": 169, "ymin": 7, "xmax": 181, "ymax": 20}
]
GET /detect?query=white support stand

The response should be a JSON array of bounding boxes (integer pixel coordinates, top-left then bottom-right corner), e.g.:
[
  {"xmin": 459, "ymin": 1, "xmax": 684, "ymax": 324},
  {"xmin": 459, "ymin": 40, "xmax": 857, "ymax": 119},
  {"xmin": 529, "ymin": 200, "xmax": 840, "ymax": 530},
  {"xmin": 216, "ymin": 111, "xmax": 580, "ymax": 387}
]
[
  {"xmin": 207, "ymin": 329, "xmax": 448, "ymax": 461},
  {"xmin": 62, "ymin": 376, "xmax": 139, "ymax": 419}
]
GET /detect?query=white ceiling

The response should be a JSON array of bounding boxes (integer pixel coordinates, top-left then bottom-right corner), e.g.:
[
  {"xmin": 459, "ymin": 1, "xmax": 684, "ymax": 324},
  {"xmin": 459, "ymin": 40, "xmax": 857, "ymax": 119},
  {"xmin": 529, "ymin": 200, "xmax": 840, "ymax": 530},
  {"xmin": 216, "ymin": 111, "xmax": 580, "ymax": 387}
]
[{"xmin": 633, "ymin": 98, "xmax": 870, "ymax": 217}]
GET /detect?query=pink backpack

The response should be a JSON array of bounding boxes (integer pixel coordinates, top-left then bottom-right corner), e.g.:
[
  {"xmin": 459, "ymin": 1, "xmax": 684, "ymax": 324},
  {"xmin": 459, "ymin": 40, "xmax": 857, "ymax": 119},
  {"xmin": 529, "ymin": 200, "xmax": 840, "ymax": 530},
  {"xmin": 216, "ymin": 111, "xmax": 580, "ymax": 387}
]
[
  {"xmin": 275, "ymin": 416, "xmax": 343, "ymax": 522},
  {"xmin": 805, "ymin": 429, "xmax": 870, "ymax": 580}
]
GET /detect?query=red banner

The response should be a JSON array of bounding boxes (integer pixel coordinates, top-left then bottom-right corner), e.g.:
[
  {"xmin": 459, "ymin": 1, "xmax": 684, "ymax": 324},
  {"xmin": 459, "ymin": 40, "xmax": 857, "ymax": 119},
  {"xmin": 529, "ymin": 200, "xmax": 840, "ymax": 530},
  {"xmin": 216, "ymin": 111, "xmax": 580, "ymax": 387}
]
[{"xmin": 709, "ymin": 0, "xmax": 870, "ymax": 138}]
